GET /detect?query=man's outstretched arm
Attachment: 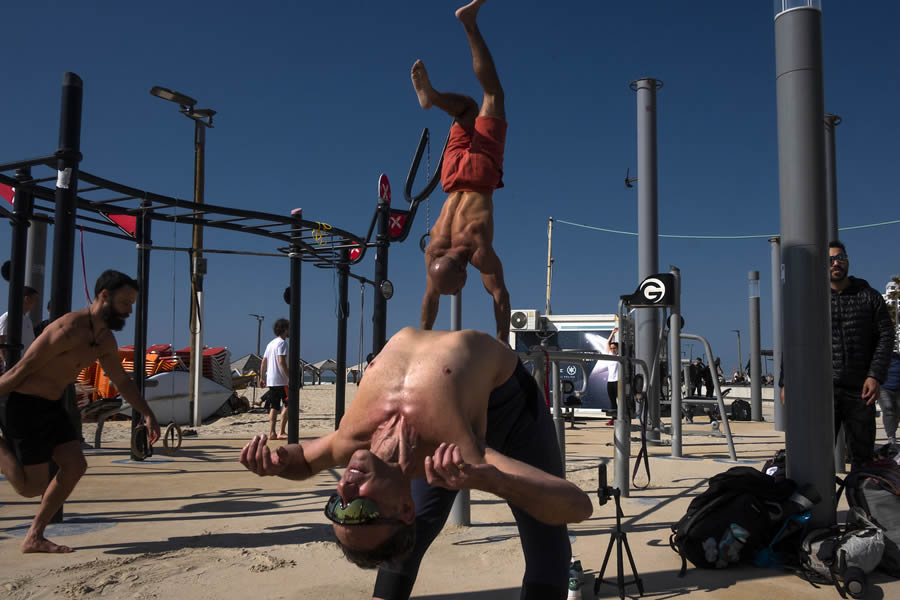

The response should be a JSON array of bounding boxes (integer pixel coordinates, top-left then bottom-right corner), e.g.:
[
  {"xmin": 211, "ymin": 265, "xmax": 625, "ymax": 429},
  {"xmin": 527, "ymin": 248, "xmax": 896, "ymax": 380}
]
[
  {"xmin": 425, "ymin": 442, "xmax": 593, "ymax": 526},
  {"xmin": 240, "ymin": 431, "xmax": 339, "ymax": 481},
  {"xmin": 420, "ymin": 272, "xmax": 441, "ymax": 330},
  {"xmin": 472, "ymin": 244, "xmax": 510, "ymax": 341}
]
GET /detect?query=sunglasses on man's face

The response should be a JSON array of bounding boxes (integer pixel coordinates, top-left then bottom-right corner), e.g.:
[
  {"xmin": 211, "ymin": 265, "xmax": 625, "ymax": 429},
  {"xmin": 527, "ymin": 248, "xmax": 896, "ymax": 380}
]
[
  {"xmin": 829, "ymin": 254, "xmax": 848, "ymax": 264},
  {"xmin": 324, "ymin": 494, "xmax": 406, "ymax": 526}
]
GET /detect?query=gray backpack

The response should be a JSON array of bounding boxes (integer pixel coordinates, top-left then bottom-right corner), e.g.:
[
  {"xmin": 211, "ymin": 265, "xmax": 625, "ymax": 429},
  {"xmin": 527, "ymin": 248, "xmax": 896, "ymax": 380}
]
[{"xmin": 800, "ymin": 508, "xmax": 884, "ymax": 598}]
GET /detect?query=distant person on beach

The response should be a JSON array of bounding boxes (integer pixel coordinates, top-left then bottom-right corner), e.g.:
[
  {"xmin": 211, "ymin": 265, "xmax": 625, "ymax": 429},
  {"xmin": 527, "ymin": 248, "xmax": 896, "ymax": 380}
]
[
  {"xmin": 827, "ymin": 241, "xmax": 894, "ymax": 464},
  {"xmin": 240, "ymin": 327, "xmax": 592, "ymax": 600},
  {"xmin": 415, "ymin": 0, "xmax": 511, "ymax": 342},
  {"xmin": 878, "ymin": 351, "xmax": 900, "ymax": 449},
  {"xmin": 0, "ymin": 270, "xmax": 160, "ymax": 553},
  {"xmin": 0, "ymin": 285, "xmax": 39, "ymax": 372},
  {"xmin": 605, "ymin": 327, "xmax": 619, "ymax": 426},
  {"xmin": 259, "ymin": 318, "xmax": 290, "ymax": 440}
]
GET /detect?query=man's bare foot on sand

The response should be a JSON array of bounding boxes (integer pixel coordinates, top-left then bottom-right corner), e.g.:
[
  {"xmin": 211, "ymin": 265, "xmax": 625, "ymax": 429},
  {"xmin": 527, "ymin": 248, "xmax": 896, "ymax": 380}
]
[
  {"xmin": 455, "ymin": 0, "xmax": 486, "ymax": 28},
  {"xmin": 411, "ymin": 60, "xmax": 436, "ymax": 110},
  {"xmin": 277, "ymin": 433, "xmax": 288, "ymax": 440},
  {"xmin": 22, "ymin": 534, "xmax": 73, "ymax": 554}
]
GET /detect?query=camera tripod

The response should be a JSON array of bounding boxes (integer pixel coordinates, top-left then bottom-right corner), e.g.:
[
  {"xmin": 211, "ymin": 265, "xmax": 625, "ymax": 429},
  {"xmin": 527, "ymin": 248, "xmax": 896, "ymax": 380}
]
[{"xmin": 595, "ymin": 465, "xmax": 643, "ymax": 599}]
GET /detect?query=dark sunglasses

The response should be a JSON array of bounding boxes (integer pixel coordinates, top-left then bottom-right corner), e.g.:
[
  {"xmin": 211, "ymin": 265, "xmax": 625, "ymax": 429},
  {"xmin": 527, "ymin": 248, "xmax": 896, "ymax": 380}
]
[
  {"xmin": 829, "ymin": 254, "xmax": 848, "ymax": 264},
  {"xmin": 324, "ymin": 494, "xmax": 405, "ymax": 526}
]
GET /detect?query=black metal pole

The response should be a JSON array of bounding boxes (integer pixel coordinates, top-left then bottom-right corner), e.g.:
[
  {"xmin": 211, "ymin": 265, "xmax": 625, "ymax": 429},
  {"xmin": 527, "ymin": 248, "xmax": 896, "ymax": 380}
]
[
  {"xmin": 372, "ymin": 199, "xmax": 390, "ymax": 355},
  {"xmin": 131, "ymin": 200, "xmax": 151, "ymax": 460},
  {"xmin": 49, "ymin": 73, "xmax": 82, "ymax": 322},
  {"xmin": 5, "ymin": 168, "xmax": 34, "ymax": 368},
  {"xmin": 48, "ymin": 72, "xmax": 82, "ymax": 524},
  {"xmin": 287, "ymin": 209, "xmax": 303, "ymax": 444},
  {"xmin": 335, "ymin": 248, "xmax": 350, "ymax": 429}
]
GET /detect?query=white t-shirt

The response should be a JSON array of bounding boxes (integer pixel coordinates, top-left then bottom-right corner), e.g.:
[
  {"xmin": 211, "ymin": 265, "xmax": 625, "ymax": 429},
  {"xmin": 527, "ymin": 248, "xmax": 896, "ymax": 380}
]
[
  {"xmin": 607, "ymin": 359, "xmax": 619, "ymax": 383},
  {"xmin": 263, "ymin": 336, "xmax": 289, "ymax": 386},
  {"xmin": 0, "ymin": 311, "xmax": 35, "ymax": 353}
]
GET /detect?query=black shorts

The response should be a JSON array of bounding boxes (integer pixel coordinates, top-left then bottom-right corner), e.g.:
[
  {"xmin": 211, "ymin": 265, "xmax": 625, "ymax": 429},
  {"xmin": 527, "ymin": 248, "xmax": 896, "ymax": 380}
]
[
  {"xmin": 0, "ymin": 391, "xmax": 80, "ymax": 465},
  {"xmin": 374, "ymin": 360, "xmax": 571, "ymax": 600},
  {"xmin": 262, "ymin": 385, "xmax": 288, "ymax": 411}
]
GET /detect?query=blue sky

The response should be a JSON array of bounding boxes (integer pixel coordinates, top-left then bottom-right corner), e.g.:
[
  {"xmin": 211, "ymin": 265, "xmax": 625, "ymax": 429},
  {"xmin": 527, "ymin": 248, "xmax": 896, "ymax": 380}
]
[{"xmin": 1, "ymin": 1, "xmax": 897, "ymax": 377}]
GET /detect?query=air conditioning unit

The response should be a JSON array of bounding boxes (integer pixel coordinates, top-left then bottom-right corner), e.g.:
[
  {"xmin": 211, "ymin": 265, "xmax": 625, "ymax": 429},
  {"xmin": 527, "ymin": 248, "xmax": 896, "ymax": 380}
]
[{"xmin": 510, "ymin": 309, "xmax": 542, "ymax": 331}]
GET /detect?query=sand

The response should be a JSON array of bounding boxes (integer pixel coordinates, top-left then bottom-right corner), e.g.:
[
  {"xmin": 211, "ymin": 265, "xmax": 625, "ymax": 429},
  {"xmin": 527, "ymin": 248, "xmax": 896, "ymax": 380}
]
[{"xmin": 2, "ymin": 386, "xmax": 899, "ymax": 599}]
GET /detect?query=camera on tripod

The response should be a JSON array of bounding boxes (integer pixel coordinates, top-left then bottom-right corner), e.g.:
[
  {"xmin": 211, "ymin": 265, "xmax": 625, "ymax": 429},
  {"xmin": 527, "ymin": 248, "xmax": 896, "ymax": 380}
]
[{"xmin": 597, "ymin": 463, "xmax": 614, "ymax": 506}]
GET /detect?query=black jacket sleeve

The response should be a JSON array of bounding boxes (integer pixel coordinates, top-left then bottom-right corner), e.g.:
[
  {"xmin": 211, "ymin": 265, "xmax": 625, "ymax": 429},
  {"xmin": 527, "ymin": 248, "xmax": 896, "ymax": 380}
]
[{"xmin": 868, "ymin": 293, "xmax": 896, "ymax": 383}]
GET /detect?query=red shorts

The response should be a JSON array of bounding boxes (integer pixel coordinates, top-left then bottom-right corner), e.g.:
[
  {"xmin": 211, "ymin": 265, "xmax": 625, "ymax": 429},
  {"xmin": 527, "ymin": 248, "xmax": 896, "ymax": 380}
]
[{"xmin": 441, "ymin": 116, "xmax": 507, "ymax": 193}]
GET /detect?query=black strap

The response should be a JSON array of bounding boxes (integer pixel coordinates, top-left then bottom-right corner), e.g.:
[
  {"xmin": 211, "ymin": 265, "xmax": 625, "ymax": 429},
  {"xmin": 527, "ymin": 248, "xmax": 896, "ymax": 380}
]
[{"xmin": 632, "ymin": 394, "xmax": 651, "ymax": 489}]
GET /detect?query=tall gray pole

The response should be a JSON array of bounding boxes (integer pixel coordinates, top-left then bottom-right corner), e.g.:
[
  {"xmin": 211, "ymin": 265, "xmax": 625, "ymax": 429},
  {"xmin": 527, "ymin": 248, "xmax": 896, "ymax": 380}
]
[
  {"xmin": 190, "ymin": 121, "xmax": 207, "ymax": 427},
  {"xmin": 25, "ymin": 221, "xmax": 47, "ymax": 326},
  {"xmin": 631, "ymin": 77, "xmax": 662, "ymax": 441},
  {"xmin": 774, "ymin": 1, "xmax": 834, "ymax": 527},
  {"xmin": 668, "ymin": 266, "xmax": 683, "ymax": 457},
  {"xmin": 748, "ymin": 271, "xmax": 762, "ymax": 420},
  {"xmin": 823, "ymin": 114, "xmax": 841, "ymax": 242},
  {"xmin": 545, "ymin": 217, "xmax": 553, "ymax": 316},
  {"xmin": 770, "ymin": 237, "xmax": 785, "ymax": 431},
  {"xmin": 448, "ymin": 292, "xmax": 470, "ymax": 526},
  {"xmin": 823, "ymin": 112, "xmax": 847, "ymax": 473}
]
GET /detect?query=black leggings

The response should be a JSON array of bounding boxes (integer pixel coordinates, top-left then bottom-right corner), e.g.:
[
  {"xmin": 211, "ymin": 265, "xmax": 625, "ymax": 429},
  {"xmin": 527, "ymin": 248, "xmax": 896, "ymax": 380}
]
[
  {"xmin": 373, "ymin": 362, "xmax": 571, "ymax": 600},
  {"xmin": 834, "ymin": 386, "xmax": 876, "ymax": 465}
]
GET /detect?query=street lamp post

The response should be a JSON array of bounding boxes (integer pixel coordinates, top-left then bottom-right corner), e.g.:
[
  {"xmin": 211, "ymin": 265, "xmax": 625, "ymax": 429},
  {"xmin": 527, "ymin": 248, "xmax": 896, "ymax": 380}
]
[
  {"xmin": 150, "ymin": 86, "xmax": 215, "ymax": 427},
  {"xmin": 249, "ymin": 314, "xmax": 264, "ymax": 357},
  {"xmin": 731, "ymin": 329, "xmax": 743, "ymax": 379}
]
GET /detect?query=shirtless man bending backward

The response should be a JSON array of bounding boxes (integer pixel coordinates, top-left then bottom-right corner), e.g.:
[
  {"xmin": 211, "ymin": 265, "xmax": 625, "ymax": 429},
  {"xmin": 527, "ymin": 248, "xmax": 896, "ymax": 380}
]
[
  {"xmin": 240, "ymin": 327, "xmax": 592, "ymax": 599},
  {"xmin": 0, "ymin": 270, "xmax": 160, "ymax": 553}
]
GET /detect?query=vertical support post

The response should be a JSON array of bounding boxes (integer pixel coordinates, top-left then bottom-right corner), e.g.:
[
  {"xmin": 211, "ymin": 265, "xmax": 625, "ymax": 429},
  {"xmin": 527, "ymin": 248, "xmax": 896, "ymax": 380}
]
[
  {"xmin": 5, "ymin": 169, "xmax": 34, "ymax": 367},
  {"xmin": 372, "ymin": 199, "xmax": 390, "ymax": 355},
  {"xmin": 448, "ymin": 292, "xmax": 470, "ymax": 526},
  {"xmin": 131, "ymin": 201, "xmax": 152, "ymax": 460},
  {"xmin": 669, "ymin": 267, "xmax": 683, "ymax": 457},
  {"xmin": 749, "ymin": 271, "xmax": 762, "ymax": 420},
  {"xmin": 551, "ymin": 359, "xmax": 565, "ymax": 465},
  {"xmin": 25, "ymin": 219, "xmax": 47, "ymax": 326},
  {"xmin": 770, "ymin": 237, "xmax": 786, "ymax": 431},
  {"xmin": 287, "ymin": 209, "xmax": 303, "ymax": 445},
  {"xmin": 775, "ymin": 1, "xmax": 835, "ymax": 527},
  {"xmin": 631, "ymin": 77, "xmax": 662, "ymax": 442},
  {"xmin": 545, "ymin": 217, "xmax": 553, "ymax": 315},
  {"xmin": 614, "ymin": 305, "xmax": 632, "ymax": 496},
  {"xmin": 49, "ymin": 72, "xmax": 83, "ymax": 523},
  {"xmin": 335, "ymin": 248, "xmax": 350, "ymax": 429},
  {"xmin": 823, "ymin": 114, "xmax": 841, "ymax": 242},
  {"xmin": 189, "ymin": 121, "xmax": 207, "ymax": 427}
]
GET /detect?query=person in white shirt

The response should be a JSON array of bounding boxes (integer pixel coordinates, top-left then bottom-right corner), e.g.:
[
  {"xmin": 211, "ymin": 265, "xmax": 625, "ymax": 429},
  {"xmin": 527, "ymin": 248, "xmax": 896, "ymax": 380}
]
[
  {"xmin": 259, "ymin": 318, "xmax": 290, "ymax": 439},
  {"xmin": 605, "ymin": 327, "xmax": 619, "ymax": 426},
  {"xmin": 0, "ymin": 286, "xmax": 39, "ymax": 372}
]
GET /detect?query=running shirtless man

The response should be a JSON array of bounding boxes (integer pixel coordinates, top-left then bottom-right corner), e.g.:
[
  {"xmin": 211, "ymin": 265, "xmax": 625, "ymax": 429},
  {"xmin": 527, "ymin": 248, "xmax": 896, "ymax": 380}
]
[
  {"xmin": 413, "ymin": 0, "xmax": 511, "ymax": 342},
  {"xmin": 240, "ymin": 327, "xmax": 592, "ymax": 599},
  {"xmin": 0, "ymin": 270, "xmax": 161, "ymax": 553}
]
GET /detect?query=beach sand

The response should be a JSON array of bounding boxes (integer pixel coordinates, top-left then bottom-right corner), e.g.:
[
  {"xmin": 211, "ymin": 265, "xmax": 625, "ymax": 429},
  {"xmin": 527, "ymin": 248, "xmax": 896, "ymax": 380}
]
[{"xmin": 2, "ymin": 386, "xmax": 899, "ymax": 599}]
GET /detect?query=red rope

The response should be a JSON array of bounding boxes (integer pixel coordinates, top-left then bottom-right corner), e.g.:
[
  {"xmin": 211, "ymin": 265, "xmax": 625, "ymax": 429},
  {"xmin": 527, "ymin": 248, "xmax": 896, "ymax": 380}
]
[{"xmin": 79, "ymin": 227, "xmax": 92, "ymax": 306}]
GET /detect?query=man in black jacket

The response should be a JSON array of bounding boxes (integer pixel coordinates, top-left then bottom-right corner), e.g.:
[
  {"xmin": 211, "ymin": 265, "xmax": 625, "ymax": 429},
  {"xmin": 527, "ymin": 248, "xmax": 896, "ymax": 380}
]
[{"xmin": 829, "ymin": 241, "xmax": 895, "ymax": 465}]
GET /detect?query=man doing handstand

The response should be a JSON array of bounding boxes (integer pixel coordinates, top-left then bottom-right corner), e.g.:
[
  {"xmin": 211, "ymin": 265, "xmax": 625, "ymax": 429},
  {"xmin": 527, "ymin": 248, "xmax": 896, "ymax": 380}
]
[
  {"xmin": 414, "ymin": 0, "xmax": 511, "ymax": 341},
  {"xmin": 0, "ymin": 270, "xmax": 161, "ymax": 553},
  {"xmin": 240, "ymin": 327, "xmax": 592, "ymax": 600}
]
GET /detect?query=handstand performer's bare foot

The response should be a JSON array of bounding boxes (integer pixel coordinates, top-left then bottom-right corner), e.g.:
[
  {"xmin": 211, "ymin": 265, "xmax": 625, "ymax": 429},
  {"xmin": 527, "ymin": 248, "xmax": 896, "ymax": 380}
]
[
  {"xmin": 455, "ymin": 0, "xmax": 486, "ymax": 28},
  {"xmin": 411, "ymin": 60, "xmax": 436, "ymax": 110},
  {"xmin": 22, "ymin": 534, "xmax": 73, "ymax": 554}
]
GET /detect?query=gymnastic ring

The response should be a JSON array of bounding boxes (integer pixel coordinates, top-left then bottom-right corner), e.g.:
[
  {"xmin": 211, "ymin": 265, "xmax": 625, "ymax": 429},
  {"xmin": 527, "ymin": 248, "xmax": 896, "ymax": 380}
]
[
  {"xmin": 419, "ymin": 232, "xmax": 430, "ymax": 253},
  {"xmin": 163, "ymin": 422, "xmax": 182, "ymax": 456},
  {"xmin": 131, "ymin": 424, "xmax": 152, "ymax": 461}
]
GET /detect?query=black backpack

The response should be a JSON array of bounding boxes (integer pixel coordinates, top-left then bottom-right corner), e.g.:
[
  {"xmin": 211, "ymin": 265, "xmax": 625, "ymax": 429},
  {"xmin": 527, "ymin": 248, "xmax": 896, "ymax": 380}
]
[{"xmin": 670, "ymin": 466, "xmax": 798, "ymax": 575}]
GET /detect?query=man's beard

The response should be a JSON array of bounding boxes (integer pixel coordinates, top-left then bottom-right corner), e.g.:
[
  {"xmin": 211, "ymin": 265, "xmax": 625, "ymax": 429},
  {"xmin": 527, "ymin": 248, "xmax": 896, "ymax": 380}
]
[
  {"xmin": 100, "ymin": 303, "xmax": 128, "ymax": 331},
  {"xmin": 830, "ymin": 267, "xmax": 847, "ymax": 283}
]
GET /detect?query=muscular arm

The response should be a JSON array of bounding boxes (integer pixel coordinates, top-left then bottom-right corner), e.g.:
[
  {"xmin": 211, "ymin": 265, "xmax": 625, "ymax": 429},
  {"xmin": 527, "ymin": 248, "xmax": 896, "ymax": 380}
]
[
  {"xmin": 420, "ymin": 251, "xmax": 441, "ymax": 330},
  {"xmin": 100, "ymin": 348, "xmax": 156, "ymax": 420},
  {"xmin": 471, "ymin": 243, "xmax": 510, "ymax": 341},
  {"xmin": 426, "ymin": 442, "xmax": 592, "ymax": 526},
  {"xmin": 0, "ymin": 320, "xmax": 75, "ymax": 396},
  {"xmin": 240, "ymin": 430, "xmax": 341, "ymax": 480},
  {"xmin": 259, "ymin": 356, "xmax": 267, "ymax": 387}
]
